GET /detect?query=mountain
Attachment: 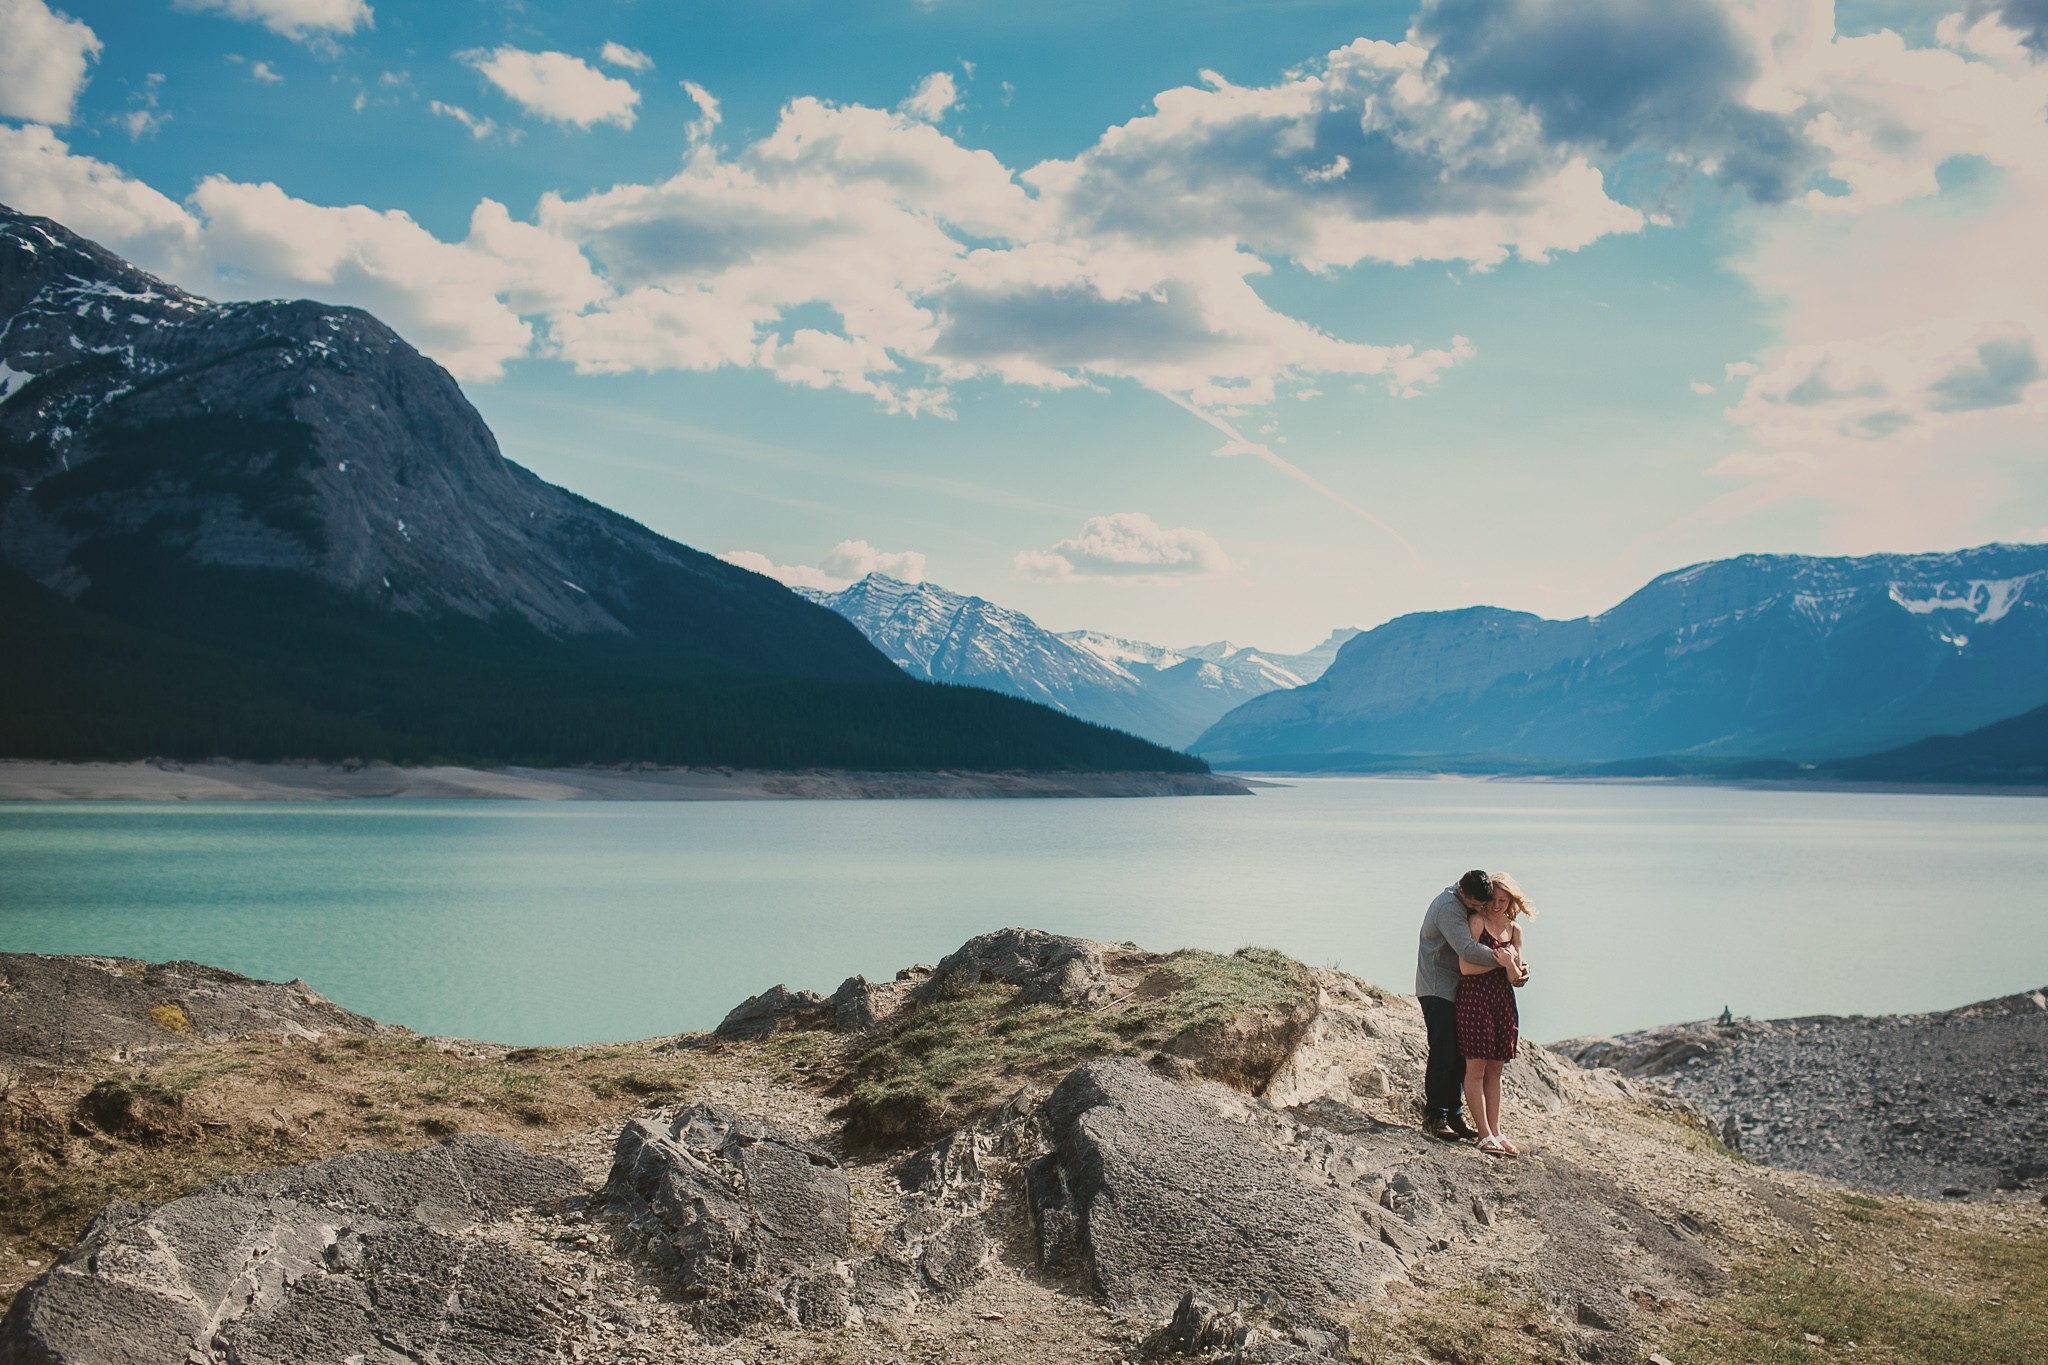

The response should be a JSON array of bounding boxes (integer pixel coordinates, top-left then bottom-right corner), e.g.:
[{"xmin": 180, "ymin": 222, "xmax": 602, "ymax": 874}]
[
  {"xmin": 0, "ymin": 205, "xmax": 1201, "ymax": 773},
  {"xmin": 798, "ymin": 575, "xmax": 1351, "ymax": 749},
  {"xmin": 1817, "ymin": 700, "xmax": 2048, "ymax": 786},
  {"xmin": 1193, "ymin": 545, "xmax": 2048, "ymax": 765}
]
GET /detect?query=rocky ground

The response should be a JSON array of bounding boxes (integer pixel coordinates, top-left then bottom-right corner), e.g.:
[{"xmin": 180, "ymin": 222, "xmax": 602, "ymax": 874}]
[
  {"xmin": 1552, "ymin": 987, "xmax": 2048, "ymax": 1199},
  {"xmin": 3, "ymin": 935, "xmax": 2044, "ymax": 1365}
]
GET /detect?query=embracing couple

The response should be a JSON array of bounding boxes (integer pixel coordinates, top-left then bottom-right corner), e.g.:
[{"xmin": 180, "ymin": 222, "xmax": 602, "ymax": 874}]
[{"xmin": 1416, "ymin": 869, "xmax": 1534, "ymax": 1157}]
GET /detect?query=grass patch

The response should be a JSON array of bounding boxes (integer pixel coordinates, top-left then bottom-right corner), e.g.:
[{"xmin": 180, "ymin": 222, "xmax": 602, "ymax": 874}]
[
  {"xmin": 1675, "ymin": 1234, "xmax": 2048, "ymax": 1365},
  {"xmin": 835, "ymin": 946, "xmax": 1307, "ymax": 1144},
  {"xmin": 586, "ymin": 1070, "xmax": 693, "ymax": 1102}
]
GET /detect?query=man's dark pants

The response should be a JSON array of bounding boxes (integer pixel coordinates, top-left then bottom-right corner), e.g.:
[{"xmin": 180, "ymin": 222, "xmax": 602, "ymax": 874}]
[{"xmin": 1419, "ymin": 994, "xmax": 1464, "ymax": 1121}]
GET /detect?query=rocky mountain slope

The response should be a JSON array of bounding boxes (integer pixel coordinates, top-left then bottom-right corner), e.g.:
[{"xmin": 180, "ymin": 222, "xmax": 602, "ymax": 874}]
[
  {"xmin": 800, "ymin": 574, "xmax": 1355, "ymax": 749},
  {"xmin": 6, "ymin": 935, "xmax": 2042, "ymax": 1365},
  {"xmin": 0, "ymin": 206, "xmax": 1198, "ymax": 773},
  {"xmin": 1194, "ymin": 545, "xmax": 2048, "ymax": 765}
]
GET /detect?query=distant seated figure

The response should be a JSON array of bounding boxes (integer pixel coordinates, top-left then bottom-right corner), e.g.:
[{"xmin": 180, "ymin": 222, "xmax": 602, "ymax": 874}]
[{"xmin": 1718, "ymin": 1005, "xmax": 1734, "ymax": 1025}]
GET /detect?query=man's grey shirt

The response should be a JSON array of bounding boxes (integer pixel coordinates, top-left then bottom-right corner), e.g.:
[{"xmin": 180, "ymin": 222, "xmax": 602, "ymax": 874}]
[{"xmin": 1415, "ymin": 886, "xmax": 1502, "ymax": 1000}]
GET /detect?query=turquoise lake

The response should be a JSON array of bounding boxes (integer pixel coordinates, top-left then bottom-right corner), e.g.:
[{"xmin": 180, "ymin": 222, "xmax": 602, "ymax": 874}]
[{"xmin": 2, "ymin": 777, "xmax": 2044, "ymax": 1047}]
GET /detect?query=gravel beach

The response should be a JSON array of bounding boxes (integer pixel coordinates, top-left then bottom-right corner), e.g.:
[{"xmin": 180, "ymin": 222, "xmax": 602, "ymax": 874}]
[{"xmin": 1554, "ymin": 986, "xmax": 2048, "ymax": 1199}]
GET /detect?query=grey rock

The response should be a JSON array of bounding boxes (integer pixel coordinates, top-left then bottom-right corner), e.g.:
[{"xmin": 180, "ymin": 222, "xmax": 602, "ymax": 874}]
[
  {"xmin": 1028, "ymin": 1059, "xmax": 1389, "ymax": 1316},
  {"xmin": 1552, "ymin": 986, "xmax": 2048, "ymax": 1198},
  {"xmin": 0, "ymin": 1134, "xmax": 579, "ymax": 1365},
  {"xmin": 1150, "ymin": 1290, "xmax": 1350, "ymax": 1364},
  {"xmin": 1273, "ymin": 1098, "xmax": 1725, "ymax": 1322},
  {"xmin": 830, "ymin": 974, "xmax": 910, "ymax": 1034},
  {"xmin": 606, "ymin": 1102, "xmax": 852, "ymax": 1323},
  {"xmin": 909, "ymin": 928, "xmax": 1116, "ymax": 1009},
  {"xmin": 0, "ymin": 953, "xmax": 381, "ymax": 1067},
  {"xmin": 714, "ymin": 985, "xmax": 830, "ymax": 1041}
]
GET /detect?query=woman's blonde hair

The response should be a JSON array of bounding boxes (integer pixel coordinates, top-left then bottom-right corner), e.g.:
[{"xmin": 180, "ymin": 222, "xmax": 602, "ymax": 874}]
[{"xmin": 1490, "ymin": 871, "xmax": 1536, "ymax": 919}]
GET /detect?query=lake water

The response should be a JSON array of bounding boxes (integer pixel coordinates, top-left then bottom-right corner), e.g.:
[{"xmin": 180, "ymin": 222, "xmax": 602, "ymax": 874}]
[{"xmin": 2, "ymin": 778, "xmax": 2045, "ymax": 1048}]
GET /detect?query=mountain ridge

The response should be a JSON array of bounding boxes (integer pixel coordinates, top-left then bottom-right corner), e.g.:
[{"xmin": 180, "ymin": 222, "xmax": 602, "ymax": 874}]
[
  {"xmin": 1194, "ymin": 543, "xmax": 2048, "ymax": 764},
  {"xmin": 798, "ymin": 573, "xmax": 1355, "ymax": 748},
  {"xmin": 0, "ymin": 205, "xmax": 1201, "ymax": 774}
]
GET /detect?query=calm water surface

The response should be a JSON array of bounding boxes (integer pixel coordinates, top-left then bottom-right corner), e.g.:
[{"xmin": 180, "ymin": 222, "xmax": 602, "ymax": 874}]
[{"xmin": 2, "ymin": 778, "xmax": 2044, "ymax": 1046}]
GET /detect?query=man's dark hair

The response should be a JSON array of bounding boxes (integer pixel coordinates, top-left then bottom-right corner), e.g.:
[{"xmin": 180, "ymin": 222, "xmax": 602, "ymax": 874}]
[{"xmin": 1458, "ymin": 869, "xmax": 1494, "ymax": 902}]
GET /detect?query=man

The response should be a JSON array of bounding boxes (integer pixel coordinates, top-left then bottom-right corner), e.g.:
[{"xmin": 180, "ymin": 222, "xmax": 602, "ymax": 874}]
[{"xmin": 1416, "ymin": 869, "xmax": 1523, "ymax": 1141}]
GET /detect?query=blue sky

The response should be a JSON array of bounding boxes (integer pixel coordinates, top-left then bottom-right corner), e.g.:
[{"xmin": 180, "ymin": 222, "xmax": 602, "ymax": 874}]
[{"xmin": 4, "ymin": 0, "xmax": 2045, "ymax": 652}]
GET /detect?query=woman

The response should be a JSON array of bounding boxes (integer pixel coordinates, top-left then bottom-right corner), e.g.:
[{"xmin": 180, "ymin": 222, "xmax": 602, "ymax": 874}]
[{"xmin": 1457, "ymin": 871, "xmax": 1533, "ymax": 1156}]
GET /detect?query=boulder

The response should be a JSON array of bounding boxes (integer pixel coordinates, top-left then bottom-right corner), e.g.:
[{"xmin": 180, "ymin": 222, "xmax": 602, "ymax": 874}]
[
  {"xmin": 0, "ymin": 1134, "xmax": 581, "ymax": 1365},
  {"xmin": 0, "ymin": 953, "xmax": 382, "ymax": 1067},
  {"xmin": 908, "ymin": 928, "xmax": 1116, "ymax": 1009},
  {"xmin": 1027, "ymin": 1059, "xmax": 1390, "ymax": 1317},
  {"xmin": 1150, "ymin": 1290, "xmax": 1352, "ymax": 1363},
  {"xmin": 829, "ymin": 974, "xmax": 911, "ymax": 1034},
  {"xmin": 606, "ymin": 1102, "xmax": 854, "ymax": 1336},
  {"xmin": 714, "ymin": 984, "xmax": 830, "ymax": 1041}
]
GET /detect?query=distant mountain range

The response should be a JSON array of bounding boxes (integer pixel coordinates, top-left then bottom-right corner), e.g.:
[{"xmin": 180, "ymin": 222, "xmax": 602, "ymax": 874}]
[
  {"xmin": 1194, "ymin": 545, "xmax": 2048, "ymax": 766},
  {"xmin": 798, "ymin": 574, "xmax": 1356, "ymax": 749},
  {"xmin": 0, "ymin": 206, "xmax": 1199, "ymax": 774}
]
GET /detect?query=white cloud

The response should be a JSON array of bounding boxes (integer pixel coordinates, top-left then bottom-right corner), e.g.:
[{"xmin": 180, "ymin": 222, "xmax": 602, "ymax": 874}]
[
  {"xmin": 0, "ymin": 123, "xmax": 201, "ymax": 272},
  {"xmin": 431, "ymin": 101, "xmax": 497, "ymax": 141},
  {"xmin": 1694, "ymin": 2, "xmax": 2048, "ymax": 544},
  {"xmin": 1690, "ymin": 380, "xmax": 1716, "ymax": 394},
  {"xmin": 122, "ymin": 73, "xmax": 168, "ymax": 141},
  {"xmin": 899, "ymin": 71, "xmax": 957, "ymax": 123},
  {"xmin": 0, "ymin": 0, "xmax": 101, "ymax": 127},
  {"xmin": 720, "ymin": 540, "xmax": 926, "ymax": 591},
  {"xmin": 600, "ymin": 43, "xmax": 652, "ymax": 73},
  {"xmin": 174, "ymin": 0, "xmax": 372, "ymax": 40},
  {"xmin": 250, "ymin": 61, "xmax": 283, "ymax": 85},
  {"xmin": 461, "ymin": 47, "xmax": 639, "ymax": 130},
  {"xmin": 680, "ymin": 80, "xmax": 720, "ymax": 145},
  {"xmin": 1014, "ymin": 513, "xmax": 1233, "ymax": 582}
]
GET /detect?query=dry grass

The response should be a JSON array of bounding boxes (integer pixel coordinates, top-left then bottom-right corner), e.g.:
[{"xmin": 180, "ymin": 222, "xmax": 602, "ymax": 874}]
[{"xmin": 0, "ymin": 1033, "xmax": 702, "ymax": 1310}]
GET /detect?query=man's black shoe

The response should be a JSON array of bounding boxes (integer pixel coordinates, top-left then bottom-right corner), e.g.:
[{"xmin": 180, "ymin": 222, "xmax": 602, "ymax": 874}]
[
  {"xmin": 1444, "ymin": 1113, "xmax": 1480, "ymax": 1141},
  {"xmin": 1424, "ymin": 1118, "xmax": 1461, "ymax": 1141}
]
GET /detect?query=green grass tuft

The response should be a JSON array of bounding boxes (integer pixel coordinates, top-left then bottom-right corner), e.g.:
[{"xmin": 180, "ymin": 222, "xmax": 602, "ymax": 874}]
[{"xmin": 836, "ymin": 946, "xmax": 1307, "ymax": 1144}]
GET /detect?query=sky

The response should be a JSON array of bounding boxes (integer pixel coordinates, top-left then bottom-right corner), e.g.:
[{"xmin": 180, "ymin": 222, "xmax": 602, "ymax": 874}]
[{"xmin": 2, "ymin": 0, "xmax": 2046, "ymax": 654}]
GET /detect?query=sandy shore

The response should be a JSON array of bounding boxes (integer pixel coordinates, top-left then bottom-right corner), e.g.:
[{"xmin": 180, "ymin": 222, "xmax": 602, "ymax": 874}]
[{"xmin": 0, "ymin": 759, "xmax": 1251, "ymax": 802}]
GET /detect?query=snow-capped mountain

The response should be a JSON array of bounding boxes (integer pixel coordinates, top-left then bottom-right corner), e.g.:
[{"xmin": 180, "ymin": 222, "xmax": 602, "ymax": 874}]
[
  {"xmin": 1193, "ymin": 544, "xmax": 2048, "ymax": 764},
  {"xmin": 799, "ymin": 576, "xmax": 1351, "ymax": 749}
]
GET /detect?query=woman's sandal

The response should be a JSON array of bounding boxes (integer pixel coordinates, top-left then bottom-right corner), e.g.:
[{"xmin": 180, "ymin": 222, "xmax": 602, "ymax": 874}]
[{"xmin": 1477, "ymin": 1136, "xmax": 1512, "ymax": 1157}]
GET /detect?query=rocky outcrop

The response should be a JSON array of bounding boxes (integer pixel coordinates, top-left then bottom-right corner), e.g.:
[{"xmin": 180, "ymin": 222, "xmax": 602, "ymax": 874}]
[
  {"xmin": 1552, "ymin": 986, "xmax": 2048, "ymax": 1198},
  {"xmin": 714, "ymin": 985, "xmax": 833, "ymax": 1041},
  {"xmin": 606, "ymin": 1102, "xmax": 856, "ymax": 1337},
  {"xmin": 0, "ymin": 953, "xmax": 381, "ymax": 1067},
  {"xmin": 908, "ymin": 928, "xmax": 1118, "ymax": 1009},
  {"xmin": 0, "ymin": 1134, "xmax": 581, "ymax": 1365},
  {"xmin": 605, "ymin": 1097, "xmax": 1025, "ymax": 1340},
  {"xmin": 1028, "ymin": 1059, "xmax": 1394, "ymax": 1316}
]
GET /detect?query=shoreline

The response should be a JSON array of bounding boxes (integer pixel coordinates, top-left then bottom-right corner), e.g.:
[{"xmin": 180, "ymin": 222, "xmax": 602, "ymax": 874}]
[
  {"xmin": 1218, "ymin": 768, "xmax": 2048, "ymax": 799},
  {"xmin": 0, "ymin": 759, "xmax": 1250, "ymax": 802}
]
